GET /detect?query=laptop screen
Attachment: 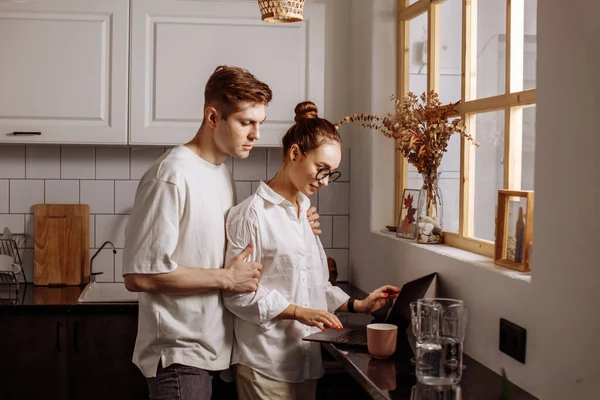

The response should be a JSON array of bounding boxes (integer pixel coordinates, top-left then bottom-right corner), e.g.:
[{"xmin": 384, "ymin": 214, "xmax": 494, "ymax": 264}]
[{"xmin": 375, "ymin": 272, "xmax": 437, "ymax": 331}]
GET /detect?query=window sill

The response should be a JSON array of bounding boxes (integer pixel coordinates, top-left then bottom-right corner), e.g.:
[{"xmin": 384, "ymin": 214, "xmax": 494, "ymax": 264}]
[{"xmin": 373, "ymin": 230, "xmax": 532, "ymax": 284}]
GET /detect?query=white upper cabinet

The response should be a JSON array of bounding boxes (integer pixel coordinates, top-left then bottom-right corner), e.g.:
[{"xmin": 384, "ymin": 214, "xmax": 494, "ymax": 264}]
[
  {"xmin": 0, "ymin": 0, "xmax": 129, "ymax": 144},
  {"xmin": 0, "ymin": 0, "xmax": 324, "ymax": 146},
  {"xmin": 129, "ymin": 0, "xmax": 325, "ymax": 146}
]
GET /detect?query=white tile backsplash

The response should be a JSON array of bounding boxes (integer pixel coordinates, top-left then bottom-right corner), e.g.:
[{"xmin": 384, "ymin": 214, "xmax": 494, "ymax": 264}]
[
  {"xmin": 25, "ymin": 214, "xmax": 34, "ymax": 248},
  {"xmin": 95, "ymin": 214, "xmax": 128, "ymax": 248},
  {"xmin": 130, "ymin": 147, "xmax": 164, "ymax": 179},
  {"xmin": 89, "ymin": 215, "xmax": 95, "ymax": 249},
  {"xmin": 45, "ymin": 180, "xmax": 79, "ymax": 204},
  {"xmin": 115, "ymin": 180, "xmax": 139, "ymax": 214},
  {"xmin": 26, "ymin": 146, "xmax": 60, "ymax": 179},
  {"xmin": 90, "ymin": 248, "xmax": 115, "ymax": 283},
  {"xmin": 318, "ymin": 182, "xmax": 350, "ymax": 215},
  {"xmin": 0, "ymin": 146, "xmax": 25, "ymax": 178},
  {"xmin": 0, "ymin": 214, "xmax": 25, "ymax": 234},
  {"xmin": 233, "ymin": 148, "xmax": 267, "ymax": 181},
  {"xmin": 0, "ymin": 180, "xmax": 8, "ymax": 213},
  {"xmin": 235, "ymin": 182, "xmax": 252, "ymax": 204},
  {"xmin": 319, "ymin": 216, "xmax": 333, "ymax": 248},
  {"xmin": 61, "ymin": 146, "xmax": 95, "ymax": 179},
  {"xmin": 333, "ymin": 215, "xmax": 349, "ymax": 248},
  {"xmin": 10, "ymin": 180, "xmax": 44, "ymax": 213},
  {"xmin": 96, "ymin": 147, "xmax": 130, "ymax": 179},
  {"xmin": 0, "ymin": 145, "xmax": 351, "ymax": 283},
  {"xmin": 81, "ymin": 180, "xmax": 114, "ymax": 214}
]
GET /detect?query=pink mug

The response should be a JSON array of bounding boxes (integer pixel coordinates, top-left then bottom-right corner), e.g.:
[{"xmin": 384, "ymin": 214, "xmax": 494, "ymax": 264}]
[{"xmin": 367, "ymin": 323, "xmax": 398, "ymax": 358}]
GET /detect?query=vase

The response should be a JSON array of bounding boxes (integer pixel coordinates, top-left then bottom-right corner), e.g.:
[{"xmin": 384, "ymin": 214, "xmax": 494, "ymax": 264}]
[{"xmin": 417, "ymin": 171, "xmax": 444, "ymax": 244}]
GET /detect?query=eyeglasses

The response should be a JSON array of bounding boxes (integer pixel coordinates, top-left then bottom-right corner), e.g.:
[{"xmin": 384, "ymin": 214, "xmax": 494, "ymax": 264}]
[
  {"xmin": 315, "ymin": 167, "xmax": 341, "ymax": 182},
  {"xmin": 300, "ymin": 150, "xmax": 342, "ymax": 182}
]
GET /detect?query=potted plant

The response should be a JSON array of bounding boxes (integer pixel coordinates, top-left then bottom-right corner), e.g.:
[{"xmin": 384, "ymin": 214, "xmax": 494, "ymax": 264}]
[{"xmin": 337, "ymin": 91, "xmax": 478, "ymax": 243}]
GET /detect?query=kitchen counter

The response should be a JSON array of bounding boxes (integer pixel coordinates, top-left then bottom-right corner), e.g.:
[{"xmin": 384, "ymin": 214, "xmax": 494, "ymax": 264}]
[
  {"xmin": 332, "ymin": 283, "xmax": 538, "ymax": 400},
  {"xmin": 1, "ymin": 282, "xmax": 538, "ymax": 399},
  {"xmin": 323, "ymin": 344, "xmax": 537, "ymax": 400},
  {"xmin": 0, "ymin": 284, "xmax": 137, "ymax": 315}
]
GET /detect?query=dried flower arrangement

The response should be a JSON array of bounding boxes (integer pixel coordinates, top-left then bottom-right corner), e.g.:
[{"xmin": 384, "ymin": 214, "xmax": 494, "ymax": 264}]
[{"xmin": 336, "ymin": 91, "xmax": 479, "ymax": 243}]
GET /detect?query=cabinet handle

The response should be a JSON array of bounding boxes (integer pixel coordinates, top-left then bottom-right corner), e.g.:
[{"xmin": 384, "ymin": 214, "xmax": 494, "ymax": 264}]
[
  {"xmin": 73, "ymin": 321, "xmax": 79, "ymax": 353},
  {"xmin": 56, "ymin": 321, "xmax": 62, "ymax": 352},
  {"xmin": 12, "ymin": 132, "xmax": 41, "ymax": 136}
]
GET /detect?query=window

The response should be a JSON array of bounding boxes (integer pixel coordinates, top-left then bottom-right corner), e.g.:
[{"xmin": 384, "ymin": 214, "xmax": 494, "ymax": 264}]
[{"xmin": 396, "ymin": 0, "xmax": 537, "ymax": 257}]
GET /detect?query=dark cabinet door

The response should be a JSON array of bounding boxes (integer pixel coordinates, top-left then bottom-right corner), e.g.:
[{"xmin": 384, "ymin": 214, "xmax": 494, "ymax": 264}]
[
  {"xmin": 66, "ymin": 312, "xmax": 148, "ymax": 400},
  {"xmin": 0, "ymin": 314, "xmax": 68, "ymax": 400}
]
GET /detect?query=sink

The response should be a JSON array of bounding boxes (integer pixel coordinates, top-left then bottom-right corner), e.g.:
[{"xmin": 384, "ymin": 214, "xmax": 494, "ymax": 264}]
[{"xmin": 78, "ymin": 282, "xmax": 138, "ymax": 303}]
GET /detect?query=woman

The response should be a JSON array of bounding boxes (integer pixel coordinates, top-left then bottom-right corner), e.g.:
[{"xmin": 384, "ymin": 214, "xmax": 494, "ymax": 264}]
[{"xmin": 223, "ymin": 101, "xmax": 400, "ymax": 400}]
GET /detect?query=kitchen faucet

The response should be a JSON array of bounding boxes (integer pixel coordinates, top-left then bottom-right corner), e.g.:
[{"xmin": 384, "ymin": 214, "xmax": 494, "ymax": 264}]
[{"xmin": 90, "ymin": 241, "xmax": 117, "ymax": 283}]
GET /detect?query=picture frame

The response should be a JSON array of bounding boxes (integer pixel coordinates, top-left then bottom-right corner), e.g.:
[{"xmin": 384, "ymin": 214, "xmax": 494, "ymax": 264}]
[
  {"xmin": 397, "ymin": 189, "xmax": 421, "ymax": 239},
  {"xmin": 495, "ymin": 190, "xmax": 534, "ymax": 272}
]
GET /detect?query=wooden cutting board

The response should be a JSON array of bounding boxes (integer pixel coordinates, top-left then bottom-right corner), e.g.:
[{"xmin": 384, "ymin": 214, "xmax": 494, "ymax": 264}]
[{"xmin": 34, "ymin": 204, "xmax": 90, "ymax": 286}]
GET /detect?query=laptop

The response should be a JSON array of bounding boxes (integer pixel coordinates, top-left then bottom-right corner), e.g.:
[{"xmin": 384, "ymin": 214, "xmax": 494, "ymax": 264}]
[{"xmin": 302, "ymin": 272, "xmax": 437, "ymax": 347}]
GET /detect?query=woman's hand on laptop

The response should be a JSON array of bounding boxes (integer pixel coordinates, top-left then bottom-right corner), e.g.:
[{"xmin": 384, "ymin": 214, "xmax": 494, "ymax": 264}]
[
  {"xmin": 295, "ymin": 307, "xmax": 343, "ymax": 331},
  {"xmin": 355, "ymin": 285, "xmax": 401, "ymax": 314}
]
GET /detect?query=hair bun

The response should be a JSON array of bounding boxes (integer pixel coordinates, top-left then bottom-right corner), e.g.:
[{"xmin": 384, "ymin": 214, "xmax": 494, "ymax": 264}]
[{"xmin": 294, "ymin": 101, "xmax": 319, "ymax": 123}]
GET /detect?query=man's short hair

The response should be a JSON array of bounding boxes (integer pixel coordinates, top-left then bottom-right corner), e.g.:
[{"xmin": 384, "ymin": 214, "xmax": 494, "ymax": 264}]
[{"xmin": 204, "ymin": 65, "xmax": 273, "ymax": 120}]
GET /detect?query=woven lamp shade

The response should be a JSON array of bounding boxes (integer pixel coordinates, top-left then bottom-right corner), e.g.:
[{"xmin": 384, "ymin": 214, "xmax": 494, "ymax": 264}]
[{"xmin": 258, "ymin": 0, "xmax": 304, "ymax": 23}]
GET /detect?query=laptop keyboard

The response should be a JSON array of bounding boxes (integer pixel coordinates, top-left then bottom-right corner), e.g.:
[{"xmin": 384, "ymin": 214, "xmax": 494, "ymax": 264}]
[{"xmin": 330, "ymin": 327, "xmax": 367, "ymax": 345}]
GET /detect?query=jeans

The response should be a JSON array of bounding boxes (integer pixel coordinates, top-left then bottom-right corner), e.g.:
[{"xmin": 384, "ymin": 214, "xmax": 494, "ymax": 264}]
[{"xmin": 148, "ymin": 362, "xmax": 213, "ymax": 400}]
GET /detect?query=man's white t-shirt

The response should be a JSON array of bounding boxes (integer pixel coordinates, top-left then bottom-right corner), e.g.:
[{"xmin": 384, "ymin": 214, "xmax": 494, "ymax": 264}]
[{"xmin": 122, "ymin": 145, "xmax": 235, "ymax": 378}]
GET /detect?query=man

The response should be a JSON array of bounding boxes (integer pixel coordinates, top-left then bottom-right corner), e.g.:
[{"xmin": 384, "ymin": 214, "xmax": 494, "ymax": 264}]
[{"xmin": 123, "ymin": 65, "xmax": 321, "ymax": 399}]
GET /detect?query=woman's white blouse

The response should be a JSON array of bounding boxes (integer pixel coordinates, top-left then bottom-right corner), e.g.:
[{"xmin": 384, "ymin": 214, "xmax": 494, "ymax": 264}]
[{"xmin": 223, "ymin": 182, "xmax": 349, "ymax": 383}]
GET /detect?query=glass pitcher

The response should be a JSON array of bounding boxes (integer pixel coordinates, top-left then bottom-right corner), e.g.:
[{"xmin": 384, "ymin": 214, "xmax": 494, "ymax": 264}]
[{"xmin": 416, "ymin": 298, "xmax": 466, "ymax": 385}]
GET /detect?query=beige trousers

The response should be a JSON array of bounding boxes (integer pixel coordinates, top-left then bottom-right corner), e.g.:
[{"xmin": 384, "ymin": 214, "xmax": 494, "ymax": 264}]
[{"xmin": 235, "ymin": 364, "xmax": 318, "ymax": 400}]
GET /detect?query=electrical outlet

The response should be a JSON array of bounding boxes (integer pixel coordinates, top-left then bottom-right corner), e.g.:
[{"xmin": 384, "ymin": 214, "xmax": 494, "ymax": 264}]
[{"xmin": 499, "ymin": 318, "xmax": 527, "ymax": 364}]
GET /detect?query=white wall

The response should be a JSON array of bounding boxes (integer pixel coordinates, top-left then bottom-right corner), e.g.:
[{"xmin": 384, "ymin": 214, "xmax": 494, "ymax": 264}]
[
  {"xmin": 529, "ymin": 0, "xmax": 600, "ymax": 397},
  {"xmin": 347, "ymin": 0, "xmax": 600, "ymax": 398}
]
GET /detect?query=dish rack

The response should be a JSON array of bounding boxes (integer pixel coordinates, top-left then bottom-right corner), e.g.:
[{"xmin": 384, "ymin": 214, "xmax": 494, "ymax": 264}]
[{"xmin": 0, "ymin": 233, "xmax": 27, "ymax": 299}]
